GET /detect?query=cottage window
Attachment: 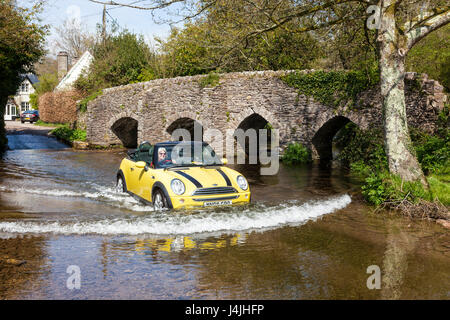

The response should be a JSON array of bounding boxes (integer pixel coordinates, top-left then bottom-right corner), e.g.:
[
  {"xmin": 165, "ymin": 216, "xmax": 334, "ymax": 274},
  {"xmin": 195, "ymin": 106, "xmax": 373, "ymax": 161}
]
[
  {"xmin": 21, "ymin": 83, "xmax": 29, "ymax": 93},
  {"xmin": 21, "ymin": 102, "xmax": 30, "ymax": 112}
]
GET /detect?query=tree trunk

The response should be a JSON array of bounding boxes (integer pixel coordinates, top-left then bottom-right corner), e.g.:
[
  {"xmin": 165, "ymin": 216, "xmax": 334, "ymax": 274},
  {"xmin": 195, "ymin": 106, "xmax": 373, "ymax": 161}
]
[{"xmin": 378, "ymin": 1, "xmax": 427, "ymax": 187}]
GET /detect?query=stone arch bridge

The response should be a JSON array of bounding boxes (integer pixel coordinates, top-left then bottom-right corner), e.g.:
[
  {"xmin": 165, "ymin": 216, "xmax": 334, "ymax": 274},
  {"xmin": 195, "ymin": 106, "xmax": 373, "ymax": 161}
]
[{"xmin": 86, "ymin": 70, "xmax": 446, "ymax": 160}]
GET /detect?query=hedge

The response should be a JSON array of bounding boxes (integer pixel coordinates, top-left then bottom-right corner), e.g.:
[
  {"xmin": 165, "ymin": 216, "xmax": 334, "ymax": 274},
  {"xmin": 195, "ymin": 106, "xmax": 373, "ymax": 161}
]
[{"xmin": 38, "ymin": 90, "xmax": 83, "ymax": 124}]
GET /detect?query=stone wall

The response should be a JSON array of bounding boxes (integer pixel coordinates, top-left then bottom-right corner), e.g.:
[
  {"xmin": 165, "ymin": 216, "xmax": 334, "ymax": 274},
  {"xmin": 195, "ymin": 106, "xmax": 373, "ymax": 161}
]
[
  {"xmin": 86, "ymin": 70, "xmax": 446, "ymax": 159},
  {"xmin": 76, "ymin": 107, "xmax": 87, "ymax": 130}
]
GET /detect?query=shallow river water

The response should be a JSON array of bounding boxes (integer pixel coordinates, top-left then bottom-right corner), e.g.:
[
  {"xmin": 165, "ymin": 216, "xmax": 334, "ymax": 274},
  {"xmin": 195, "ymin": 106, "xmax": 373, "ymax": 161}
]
[{"xmin": 0, "ymin": 135, "xmax": 448, "ymax": 299}]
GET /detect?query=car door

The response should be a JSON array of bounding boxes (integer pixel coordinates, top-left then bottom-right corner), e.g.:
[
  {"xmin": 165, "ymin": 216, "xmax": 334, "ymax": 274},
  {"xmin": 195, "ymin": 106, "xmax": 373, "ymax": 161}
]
[
  {"xmin": 133, "ymin": 146, "xmax": 156, "ymax": 202},
  {"xmin": 124, "ymin": 159, "xmax": 141, "ymax": 195},
  {"xmin": 135, "ymin": 167, "xmax": 157, "ymax": 202}
]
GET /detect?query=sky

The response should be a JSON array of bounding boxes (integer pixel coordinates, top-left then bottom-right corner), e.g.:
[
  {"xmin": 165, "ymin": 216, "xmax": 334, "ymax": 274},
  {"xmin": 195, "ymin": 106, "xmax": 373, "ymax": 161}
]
[{"xmin": 19, "ymin": 0, "xmax": 178, "ymax": 57}]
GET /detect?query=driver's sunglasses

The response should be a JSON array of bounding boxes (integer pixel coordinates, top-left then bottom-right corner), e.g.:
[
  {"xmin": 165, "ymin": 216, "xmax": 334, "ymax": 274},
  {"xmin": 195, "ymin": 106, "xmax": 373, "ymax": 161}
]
[{"xmin": 159, "ymin": 152, "xmax": 166, "ymax": 155}]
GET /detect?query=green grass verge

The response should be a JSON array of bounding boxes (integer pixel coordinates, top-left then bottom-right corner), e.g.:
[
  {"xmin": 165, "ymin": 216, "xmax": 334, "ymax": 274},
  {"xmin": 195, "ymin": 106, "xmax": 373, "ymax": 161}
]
[
  {"xmin": 34, "ymin": 120, "xmax": 65, "ymax": 128},
  {"xmin": 50, "ymin": 125, "xmax": 86, "ymax": 143},
  {"xmin": 428, "ymin": 174, "xmax": 450, "ymax": 206}
]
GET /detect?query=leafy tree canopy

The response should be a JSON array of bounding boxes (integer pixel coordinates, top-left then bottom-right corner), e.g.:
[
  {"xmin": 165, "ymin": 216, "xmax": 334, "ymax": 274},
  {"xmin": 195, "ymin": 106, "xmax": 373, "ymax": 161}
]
[
  {"xmin": 0, "ymin": 0, "xmax": 48, "ymax": 153},
  {"xmin": 75, "ymin": 29, "xmax": 155, "ymax": 94}
]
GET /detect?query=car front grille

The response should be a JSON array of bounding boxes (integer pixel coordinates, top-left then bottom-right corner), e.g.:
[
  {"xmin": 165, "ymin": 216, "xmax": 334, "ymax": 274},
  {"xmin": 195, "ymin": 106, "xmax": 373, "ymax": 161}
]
[{"xmin": 192, "ymin": 187, "xmax": 238, "ymax": 196}]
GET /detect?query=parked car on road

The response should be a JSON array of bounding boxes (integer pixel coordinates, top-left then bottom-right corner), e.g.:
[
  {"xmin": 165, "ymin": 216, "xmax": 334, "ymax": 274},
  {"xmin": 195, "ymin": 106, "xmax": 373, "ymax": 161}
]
[
  {"xmin": 116, "ymin": 141, "xmax": 251, "ymax": 210},
  {"xmin": 20, "ymin": 110, "xmax": 39, "ymax": 123}
]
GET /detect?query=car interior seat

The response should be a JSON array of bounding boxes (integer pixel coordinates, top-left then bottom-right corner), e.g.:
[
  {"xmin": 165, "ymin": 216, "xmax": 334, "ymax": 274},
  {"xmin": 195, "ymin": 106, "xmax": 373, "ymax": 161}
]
[{"xmin": 137, "ymin": 142, "xmax": 154, "ymax": 165}]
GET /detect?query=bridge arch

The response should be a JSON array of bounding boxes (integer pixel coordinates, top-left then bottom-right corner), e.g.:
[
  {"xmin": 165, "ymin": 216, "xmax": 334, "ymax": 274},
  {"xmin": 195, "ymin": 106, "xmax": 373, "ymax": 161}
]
[
  {"xmin": 312, "ymin": 116, "xmax": 355, "ymax": 161},
  {"xmin": 110, "ymin": 116, "xmax": 139, "ymax": 148},
  {"xmin": 231, "ymin": 106, "xmax": 280, "ymax": 132},
  {"xmin": 233, "ymin": 112, "xmax": 274, "ymax": 159},
  {"xmin": 237, "ymin": 113, "xmax": 270, "ymax": 132},
  {"xmin": 166, "ymin": 117, "xmax": 204, "ymax": 141}
]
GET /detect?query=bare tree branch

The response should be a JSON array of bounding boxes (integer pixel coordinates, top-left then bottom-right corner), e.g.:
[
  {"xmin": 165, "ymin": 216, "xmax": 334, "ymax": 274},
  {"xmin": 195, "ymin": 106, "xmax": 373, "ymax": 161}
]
[
  {"xmin": 406, "ymin": 7, "xmax": 450, "ymax": 49},
  {"xmin": 88, "ymin": 0, "xmax": 186, "ymax": 10}
]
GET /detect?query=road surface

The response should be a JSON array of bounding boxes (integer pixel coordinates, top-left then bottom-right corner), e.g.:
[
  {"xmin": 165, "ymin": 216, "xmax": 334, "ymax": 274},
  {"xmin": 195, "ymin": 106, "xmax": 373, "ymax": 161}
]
[{"xmin": 5, "ymin": 121, "xmax": 69, "ymax": 150}]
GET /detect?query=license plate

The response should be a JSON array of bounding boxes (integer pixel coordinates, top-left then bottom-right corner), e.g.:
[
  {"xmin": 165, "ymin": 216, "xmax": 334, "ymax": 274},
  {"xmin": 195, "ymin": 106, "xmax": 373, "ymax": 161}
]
[
  {"xmin": 204, "ymin": 200, "xmax": 233, "ymax": 207},
  {"xmin": 25, "ymin": 118, "xmax": 30, "ymax": 120}
]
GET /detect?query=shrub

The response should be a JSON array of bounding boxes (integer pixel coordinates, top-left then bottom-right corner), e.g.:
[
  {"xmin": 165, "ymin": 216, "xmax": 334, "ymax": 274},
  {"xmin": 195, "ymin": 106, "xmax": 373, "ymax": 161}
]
[
  {"xmin": 361, "ymin": 172, "xmax": 390, "ymax": 206},
  {"xmin": 281, "ymin": 143, "xmax": 311, "ymax": 164},
  {"xmin": 335, "ymin": 123, "xmax": 388, "ymax": 173},
  {"xmin": 349, "ymin": 160, "xmax": 372, "ymax": 177},
  {"xmin": 29, "ymin": 93, "xmax": 39, "ymax": 110},
  {"xmin": 414, "ymin": 134, "xmax": 449, "ymax": 175},
  {"xmin": 410, "ymin": 107, "xmax": 449, "ymax": 175},
  {"xmin": 51, "ymin": 126, "xmax": 86, "ymax": 143},
  {"xmin": 362, "ymin": 171, "xmax": 430, "ymax": 206},
  {"xmin": 133, "ymin": 68, "xmax": 156, "ymax": 83}
]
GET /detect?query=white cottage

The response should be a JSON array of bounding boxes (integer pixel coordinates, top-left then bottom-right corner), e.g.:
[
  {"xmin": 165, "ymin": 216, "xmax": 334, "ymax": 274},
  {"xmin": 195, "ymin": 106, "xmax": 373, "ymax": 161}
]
[
  {"xmin": 4, "ymin": 73, "xmax": 39, "ymax": 121},
  {"xmin": 55, "ymin": 51, "xmax": 93, "ymax": 92}
]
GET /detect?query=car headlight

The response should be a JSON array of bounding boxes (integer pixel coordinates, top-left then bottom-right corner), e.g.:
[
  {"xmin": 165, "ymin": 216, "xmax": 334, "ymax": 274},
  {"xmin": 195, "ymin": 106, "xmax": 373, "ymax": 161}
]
[
  {"xmin": 171, "ymin": 179, "xmax": 185, "ymax": 195},
  {"xmin": 236, "ymin": 175, "xmax": 248, "ymax": 191}
]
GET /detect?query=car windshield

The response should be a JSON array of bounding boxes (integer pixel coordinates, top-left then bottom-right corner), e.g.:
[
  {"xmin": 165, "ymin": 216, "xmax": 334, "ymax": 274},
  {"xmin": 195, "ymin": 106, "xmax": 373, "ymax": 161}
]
[{"xmin": 155, "ymin": 142, "xmax": 222, "ymax": 169}]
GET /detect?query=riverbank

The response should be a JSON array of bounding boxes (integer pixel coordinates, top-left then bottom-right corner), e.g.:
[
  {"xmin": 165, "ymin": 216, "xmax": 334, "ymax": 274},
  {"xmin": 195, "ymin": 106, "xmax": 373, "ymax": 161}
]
[
  {"xmin": 33, "ymin": 121, "xmax": 126, "ymax": 151},
  {"xmin": 375, "ymin": 197, "xmax": 450, "ymax": 228}
]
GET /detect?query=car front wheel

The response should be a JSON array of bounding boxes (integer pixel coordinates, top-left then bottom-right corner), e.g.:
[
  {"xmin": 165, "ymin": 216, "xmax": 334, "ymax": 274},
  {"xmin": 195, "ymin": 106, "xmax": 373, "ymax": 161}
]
[
  {"xmin": 152, "ymin": 189, "xmax": 168, "ymax": 210},
  {"xmin": 116, "ymin": 175, "xmax": 126, "ymax": 193}
]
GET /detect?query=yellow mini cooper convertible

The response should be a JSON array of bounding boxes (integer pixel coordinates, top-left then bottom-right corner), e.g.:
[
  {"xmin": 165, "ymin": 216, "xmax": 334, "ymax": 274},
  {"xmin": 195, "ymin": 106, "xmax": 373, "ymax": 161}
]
[{"xmin": 116, "ymin": 141, "xmax": 251, "ymax": 210}]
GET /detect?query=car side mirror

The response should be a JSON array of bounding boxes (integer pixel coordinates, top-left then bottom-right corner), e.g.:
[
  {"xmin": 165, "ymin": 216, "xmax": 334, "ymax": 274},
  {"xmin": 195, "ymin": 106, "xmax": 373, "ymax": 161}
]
[
  {"xmin": 221, "ymin": 158, "xmax": 228, "ymax": 165},
  {"xmin": 136, "ymin": 161, "xmax": 146, "ymax": 169}
]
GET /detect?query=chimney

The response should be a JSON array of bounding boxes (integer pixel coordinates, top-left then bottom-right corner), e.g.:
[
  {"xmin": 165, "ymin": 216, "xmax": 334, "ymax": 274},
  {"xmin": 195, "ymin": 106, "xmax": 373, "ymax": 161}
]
[{"xmin": 57, "ymin": 51, "xmax": 69, "ymax": 81}]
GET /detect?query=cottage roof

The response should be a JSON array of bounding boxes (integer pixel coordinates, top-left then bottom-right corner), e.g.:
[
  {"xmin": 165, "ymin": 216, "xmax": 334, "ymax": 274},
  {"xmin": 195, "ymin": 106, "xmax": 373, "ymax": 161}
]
[{"xmin": 20, "ymin": 73, "xmax": 40, "ymax": 86}]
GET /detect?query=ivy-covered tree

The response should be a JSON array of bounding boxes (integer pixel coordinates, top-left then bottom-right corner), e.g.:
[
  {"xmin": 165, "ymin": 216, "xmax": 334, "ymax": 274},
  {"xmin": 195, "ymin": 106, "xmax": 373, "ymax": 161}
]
[{"xmin": 0, "ymin": 0, "xmax": 47, "ymax": 154}]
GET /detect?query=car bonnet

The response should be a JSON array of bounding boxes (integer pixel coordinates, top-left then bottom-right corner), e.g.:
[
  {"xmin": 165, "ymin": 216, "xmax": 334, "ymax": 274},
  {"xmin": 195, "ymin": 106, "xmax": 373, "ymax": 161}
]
[{"xmin": 168, "ymin": 166, "xmax": 235, "ymax": 190}]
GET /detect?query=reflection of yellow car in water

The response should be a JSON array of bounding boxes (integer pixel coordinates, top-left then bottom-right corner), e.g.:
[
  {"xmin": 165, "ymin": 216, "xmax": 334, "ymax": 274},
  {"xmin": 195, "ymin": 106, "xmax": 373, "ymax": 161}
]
[
  {"xmin": 116, "ymin": 141, "xmax": 251, "ymax": 210},
  {"xmin": 135, "ymin": 234, "xmax": 244, "ymax": 253}
]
